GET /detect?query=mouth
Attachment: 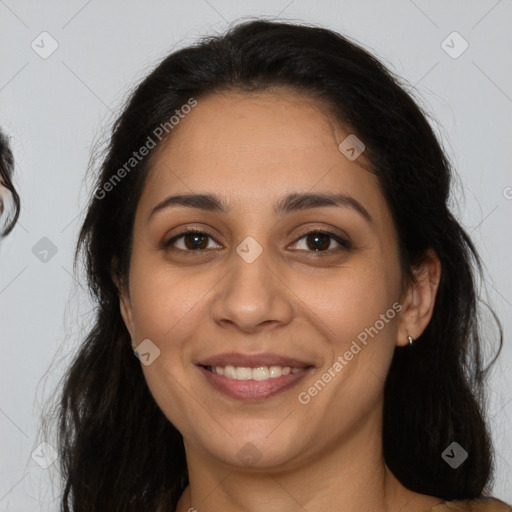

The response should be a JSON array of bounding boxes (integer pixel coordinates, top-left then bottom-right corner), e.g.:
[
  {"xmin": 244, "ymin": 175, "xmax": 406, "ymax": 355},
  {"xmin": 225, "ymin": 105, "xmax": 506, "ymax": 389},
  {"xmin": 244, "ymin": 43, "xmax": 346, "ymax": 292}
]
[
  {"xmin": 196, "ymin": 353, "xmax": 315, "ymax": 401},
  {"xmin": 202, "ymin": 364, "xmax": 304, "ymax": 380}
]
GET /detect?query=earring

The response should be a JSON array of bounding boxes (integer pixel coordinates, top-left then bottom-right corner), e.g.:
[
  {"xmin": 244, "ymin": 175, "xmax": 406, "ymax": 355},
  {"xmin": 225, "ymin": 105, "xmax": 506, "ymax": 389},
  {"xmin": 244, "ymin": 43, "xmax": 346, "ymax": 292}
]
[{"xmin": 408, "ymin": 335, "xmax": 414, "ymax": 345}]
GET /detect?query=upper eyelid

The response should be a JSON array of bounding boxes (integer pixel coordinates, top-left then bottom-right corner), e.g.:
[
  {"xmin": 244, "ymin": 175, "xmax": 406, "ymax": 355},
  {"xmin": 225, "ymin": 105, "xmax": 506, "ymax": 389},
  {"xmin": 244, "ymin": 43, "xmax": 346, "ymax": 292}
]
[{"xmin": 166, "ymin": 221, "xmax": 350, "ymax": 239}]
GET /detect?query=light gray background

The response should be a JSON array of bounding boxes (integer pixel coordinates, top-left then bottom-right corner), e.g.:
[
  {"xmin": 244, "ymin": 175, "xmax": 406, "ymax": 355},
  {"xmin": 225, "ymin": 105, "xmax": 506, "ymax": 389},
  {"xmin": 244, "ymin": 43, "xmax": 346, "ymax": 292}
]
[{"xmin": 1, "ymin": 1, "xmax": 511, "ymax": 509}]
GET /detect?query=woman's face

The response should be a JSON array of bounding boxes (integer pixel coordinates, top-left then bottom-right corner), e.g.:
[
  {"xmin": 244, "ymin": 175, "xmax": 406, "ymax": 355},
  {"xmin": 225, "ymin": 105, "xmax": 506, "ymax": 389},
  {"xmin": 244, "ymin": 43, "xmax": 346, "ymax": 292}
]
[{"xmin": 120, "ymin": 89, "xmax": 413, "ymax": 470}]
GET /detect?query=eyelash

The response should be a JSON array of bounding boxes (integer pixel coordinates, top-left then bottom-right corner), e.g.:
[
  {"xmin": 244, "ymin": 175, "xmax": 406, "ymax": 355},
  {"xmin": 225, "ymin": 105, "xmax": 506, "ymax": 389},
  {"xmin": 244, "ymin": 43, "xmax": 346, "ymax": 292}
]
[{"xmin": 162, "ymin": 228, "xmax": 352, "ymax": 256}]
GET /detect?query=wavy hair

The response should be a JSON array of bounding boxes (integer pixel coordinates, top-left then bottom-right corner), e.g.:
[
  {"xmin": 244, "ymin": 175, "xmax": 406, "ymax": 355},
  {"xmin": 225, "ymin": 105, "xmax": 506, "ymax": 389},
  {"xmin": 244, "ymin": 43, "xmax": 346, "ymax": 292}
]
[
  {"xmin": 43, "ymin": 19, "xmax": 503, "ymax": 511},
  {"xmin": 0, "ymin": 129, "xmax": 20, "ymax": 236}
]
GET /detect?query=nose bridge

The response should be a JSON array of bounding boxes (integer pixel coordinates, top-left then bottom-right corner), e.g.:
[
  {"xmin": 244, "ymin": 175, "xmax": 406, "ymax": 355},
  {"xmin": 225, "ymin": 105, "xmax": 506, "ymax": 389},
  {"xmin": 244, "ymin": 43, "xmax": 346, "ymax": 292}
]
[{"xmin": 210, "ymin": 238, "xmax": 294, "ymax": 332}]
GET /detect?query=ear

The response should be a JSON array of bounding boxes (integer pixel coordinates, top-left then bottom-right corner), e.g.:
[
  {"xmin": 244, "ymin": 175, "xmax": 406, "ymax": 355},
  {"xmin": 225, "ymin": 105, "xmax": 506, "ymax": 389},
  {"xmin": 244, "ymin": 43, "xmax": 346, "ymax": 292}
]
[
  {"xmin": 397, "ymin": 249, "xmax": 442, "ymax": 347},
  {"xmin": 119, "ymin": 287, "xmax": 136, "ymax": 342},
  {"xmin": 111, "ymin": 260, "xmax": 136, "ymax": 342}
]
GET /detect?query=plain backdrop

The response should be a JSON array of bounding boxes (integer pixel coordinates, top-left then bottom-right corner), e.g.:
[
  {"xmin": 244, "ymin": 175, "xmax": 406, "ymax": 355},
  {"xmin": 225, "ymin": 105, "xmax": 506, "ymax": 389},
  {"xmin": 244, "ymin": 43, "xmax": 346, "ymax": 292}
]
[{"xmin": 1, "ymin": 0, "xmax": 511, "ymax": 509}]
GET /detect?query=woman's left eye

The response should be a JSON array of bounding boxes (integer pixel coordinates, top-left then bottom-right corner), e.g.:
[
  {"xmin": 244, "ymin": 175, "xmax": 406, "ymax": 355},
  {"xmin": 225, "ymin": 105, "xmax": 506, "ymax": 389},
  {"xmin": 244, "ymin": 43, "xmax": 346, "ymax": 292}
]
[
  {"xmin": 291, "ymin": 230, "xmax": 352, "ymax": 254},
  {"xmin": 162, "ymin": 229, "xmax": 352, "ymax": 255}
]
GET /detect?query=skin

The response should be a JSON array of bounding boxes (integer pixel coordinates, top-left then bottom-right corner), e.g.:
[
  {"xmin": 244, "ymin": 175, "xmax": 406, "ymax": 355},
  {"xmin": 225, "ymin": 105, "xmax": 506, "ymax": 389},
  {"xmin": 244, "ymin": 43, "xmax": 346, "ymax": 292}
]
[{"xmin": 119, "ymin": 88, "xmax": 443, "ymax": 512}]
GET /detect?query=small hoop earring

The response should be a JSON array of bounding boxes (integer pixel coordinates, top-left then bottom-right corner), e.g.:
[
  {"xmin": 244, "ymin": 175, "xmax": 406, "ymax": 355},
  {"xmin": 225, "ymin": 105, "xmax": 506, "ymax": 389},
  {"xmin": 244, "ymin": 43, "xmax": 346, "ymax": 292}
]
[{"xmin": 408, "ymin": 335, "xmax": 414, "ymax": 345}]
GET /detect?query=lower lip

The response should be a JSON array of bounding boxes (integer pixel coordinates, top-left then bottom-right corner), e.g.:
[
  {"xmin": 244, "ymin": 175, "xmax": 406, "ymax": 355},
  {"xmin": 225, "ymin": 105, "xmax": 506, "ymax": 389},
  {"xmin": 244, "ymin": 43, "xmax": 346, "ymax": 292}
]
[{"xmin": 198, "ymin": 366, "xmax": 312, "ymax": 401}]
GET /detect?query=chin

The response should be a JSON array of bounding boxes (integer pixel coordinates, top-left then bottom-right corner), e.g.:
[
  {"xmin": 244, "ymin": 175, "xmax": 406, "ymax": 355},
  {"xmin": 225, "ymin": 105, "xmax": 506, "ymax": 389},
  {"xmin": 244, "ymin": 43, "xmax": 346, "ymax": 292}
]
[{"xmin": 198, "ymin": 430, "xmax": 307, "ymax": 471}]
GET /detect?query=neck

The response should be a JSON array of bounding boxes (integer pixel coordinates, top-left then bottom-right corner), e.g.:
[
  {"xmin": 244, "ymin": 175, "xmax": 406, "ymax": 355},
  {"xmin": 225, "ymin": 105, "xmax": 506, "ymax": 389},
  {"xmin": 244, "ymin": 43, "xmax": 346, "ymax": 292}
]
[{"xmin": 175, "ymin": 417, "xmax": 442, "ymax": 512}]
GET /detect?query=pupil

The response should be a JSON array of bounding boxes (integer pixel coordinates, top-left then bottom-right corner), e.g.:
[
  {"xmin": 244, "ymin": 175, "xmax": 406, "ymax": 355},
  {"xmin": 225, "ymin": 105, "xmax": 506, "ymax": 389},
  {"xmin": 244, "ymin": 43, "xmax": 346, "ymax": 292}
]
[
  {"xmin": 186, "ymin": 234, "xmax": 206, "ymax": 250},
  {"xmin": 309, "ymin": 233, "xmax": 329, "ymax": 251}
]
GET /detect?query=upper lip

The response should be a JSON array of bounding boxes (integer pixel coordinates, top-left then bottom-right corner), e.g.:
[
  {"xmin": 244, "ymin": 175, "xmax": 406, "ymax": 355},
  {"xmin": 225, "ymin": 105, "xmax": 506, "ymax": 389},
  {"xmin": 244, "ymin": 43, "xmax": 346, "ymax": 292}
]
[{"xmin": 197, "ymin": 352, "xmax": 314, "ymax": 369}]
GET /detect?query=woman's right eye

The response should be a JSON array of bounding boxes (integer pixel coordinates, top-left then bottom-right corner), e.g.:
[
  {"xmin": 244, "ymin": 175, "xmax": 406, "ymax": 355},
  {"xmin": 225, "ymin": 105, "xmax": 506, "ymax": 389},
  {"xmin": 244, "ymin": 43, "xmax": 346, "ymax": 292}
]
[{"xmin": 162, "ymin": 230, "xmax": 221, "ymax": 253}]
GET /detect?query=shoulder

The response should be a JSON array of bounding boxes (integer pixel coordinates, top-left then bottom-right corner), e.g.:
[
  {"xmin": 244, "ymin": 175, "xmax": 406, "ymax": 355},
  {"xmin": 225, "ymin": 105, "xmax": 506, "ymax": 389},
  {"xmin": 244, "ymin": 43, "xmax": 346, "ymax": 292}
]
[{"xmin": 430, "ymin": 498, "xmax": 512, "ymax": 512}]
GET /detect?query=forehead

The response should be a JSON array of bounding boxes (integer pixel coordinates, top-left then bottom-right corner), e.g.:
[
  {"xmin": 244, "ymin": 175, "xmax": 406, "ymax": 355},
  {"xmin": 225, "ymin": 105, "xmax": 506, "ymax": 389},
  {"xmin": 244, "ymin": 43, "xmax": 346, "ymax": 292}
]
[
  {"xmin": 172, "ymin": 89, "xmax": 338, "ymax": 150},
  {"xmin": 140, "ymin": 89, "xmax": 389, "ymax": 224}
]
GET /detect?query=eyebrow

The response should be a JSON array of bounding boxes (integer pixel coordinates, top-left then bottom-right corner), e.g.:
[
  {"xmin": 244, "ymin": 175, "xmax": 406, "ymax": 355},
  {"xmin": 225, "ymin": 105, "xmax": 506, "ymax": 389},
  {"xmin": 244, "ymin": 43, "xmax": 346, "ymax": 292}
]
[{"xmin": 149, "ymin": 192, "xmax": 373, "ymax": 224}]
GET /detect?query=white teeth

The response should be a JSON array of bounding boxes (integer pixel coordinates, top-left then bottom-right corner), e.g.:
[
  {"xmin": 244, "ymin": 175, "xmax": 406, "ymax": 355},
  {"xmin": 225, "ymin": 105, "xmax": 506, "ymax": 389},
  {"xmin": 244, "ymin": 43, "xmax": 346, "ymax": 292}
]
[
  {"xmin": 224, "ymin": 365, "xmax": 236, "ymax": 379},
  {"xmin": 269, "ymin": 365, "xmax": 282, "ymax": 378},
  {"xmin": 253, "ymin": 366, "xmax": 269, "ymax": 381},
  {"xmin": 235, "ymin": 367, "xmax": 252, "ymax": 380},
  {"xmin": 209, "ymin": 365, "xmax": 304, "ymax": 380}
]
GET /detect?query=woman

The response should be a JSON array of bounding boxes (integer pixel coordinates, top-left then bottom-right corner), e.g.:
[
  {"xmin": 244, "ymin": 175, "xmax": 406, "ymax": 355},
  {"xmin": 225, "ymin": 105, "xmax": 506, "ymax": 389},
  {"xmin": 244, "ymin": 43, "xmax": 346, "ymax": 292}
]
[
  {"xmin": 0, "ymin": 128, "xmax": 20, "ymax": 237},
  {"xmin": 49, "ymin": 20, "xmax": 511, "ymax": 511}
]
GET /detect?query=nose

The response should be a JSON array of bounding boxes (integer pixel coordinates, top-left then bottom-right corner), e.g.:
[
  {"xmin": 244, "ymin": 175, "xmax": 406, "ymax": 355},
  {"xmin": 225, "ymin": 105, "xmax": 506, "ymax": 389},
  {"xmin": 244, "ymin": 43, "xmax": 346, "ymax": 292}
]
[{"xmin": 210, "ymin": 248, "xmax": 294, "ymax": 334}]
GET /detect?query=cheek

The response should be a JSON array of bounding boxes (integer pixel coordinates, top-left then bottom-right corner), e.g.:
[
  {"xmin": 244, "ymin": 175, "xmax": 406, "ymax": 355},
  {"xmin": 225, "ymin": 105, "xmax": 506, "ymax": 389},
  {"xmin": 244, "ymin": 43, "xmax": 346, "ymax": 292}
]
[
  {"xmin": 127, "ymin": 248, "xmax": 198, "ymax": 342},
  {"xmin": 310, "ymin": 256, "xmax": 400, "ymax": 339},
  {"xmin": 303, "ymin": 258, "xmax": 401, "ymax": 408},
  {"xmin": 127, "ymin": 261, "xmax": 207, "ymax": 433},
  {"xmin": 296, "ymin": 264, "xmax": 400, "ymax": 422}
]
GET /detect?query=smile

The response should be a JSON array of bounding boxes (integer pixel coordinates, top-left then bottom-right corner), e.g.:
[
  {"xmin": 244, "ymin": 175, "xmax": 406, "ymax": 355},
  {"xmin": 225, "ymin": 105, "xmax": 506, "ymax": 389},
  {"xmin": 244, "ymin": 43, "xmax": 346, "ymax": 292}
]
[
  {"xmin": 205, "ymin": 364, "xmax": 302, "ymax": 380},
  {"xmin": 197, "ymin": 363, "xmax": 314, "ymax": 401}
]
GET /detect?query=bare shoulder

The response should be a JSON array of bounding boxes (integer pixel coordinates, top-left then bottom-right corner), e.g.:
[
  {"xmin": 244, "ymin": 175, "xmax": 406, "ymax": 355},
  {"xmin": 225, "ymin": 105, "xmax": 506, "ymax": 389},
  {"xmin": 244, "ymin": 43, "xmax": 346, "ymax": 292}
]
[{"xmin": 430, "ymin": 498, "xmax": 512, "ymax": 512}]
